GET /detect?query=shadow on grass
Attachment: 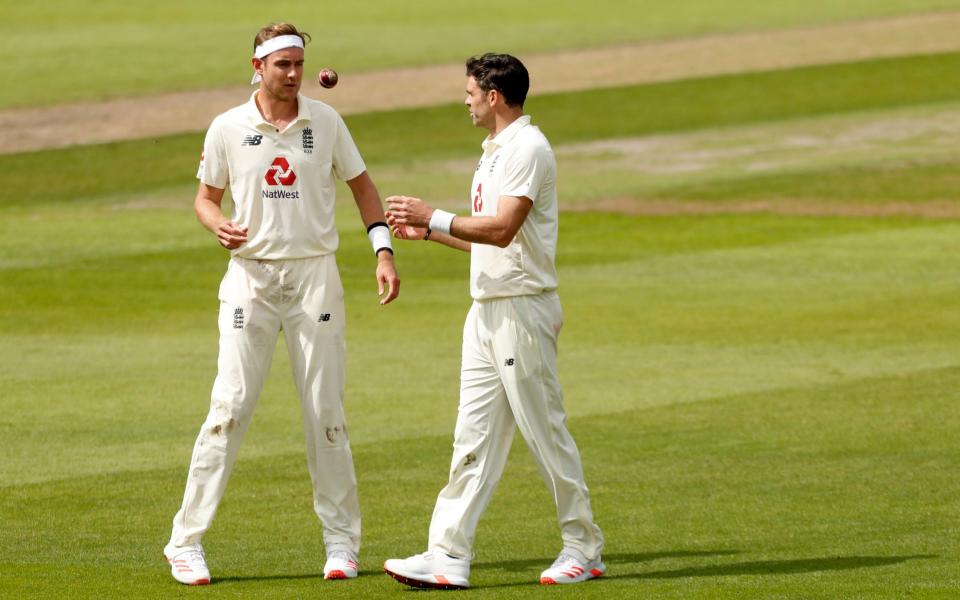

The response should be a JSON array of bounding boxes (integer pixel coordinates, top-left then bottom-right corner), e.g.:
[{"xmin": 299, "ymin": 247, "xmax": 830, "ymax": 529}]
[
  {"xmin": 611, "ymin": 554, "xmax": 938, "ymax": 581},
  {"xmin": 210, "ymin": 552, "xmax": 737, "ymax": 586},
  {"xmin": 473, "ymin": 550, "xmax": 740, "ymax": 572},
  {"xmin": 214, "ymin": 571, "xmax": 379, "ymax": 584},
  {"xmin": 477, "ymin": 553, "xmax": 936, "ymax": 589},
  {"xmin": 212, "ymin": 553, "xmax": 936, "ymax": 587}
]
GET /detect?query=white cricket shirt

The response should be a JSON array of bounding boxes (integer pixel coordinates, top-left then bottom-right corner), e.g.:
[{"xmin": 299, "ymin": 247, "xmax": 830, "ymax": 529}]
[
  {"xmin": 197, "ymin": 92, "xmax": 366, "ymax": 259},
  {"xmin": 469, "ymin": 115, "xmax": 559, "ymax": 300}
]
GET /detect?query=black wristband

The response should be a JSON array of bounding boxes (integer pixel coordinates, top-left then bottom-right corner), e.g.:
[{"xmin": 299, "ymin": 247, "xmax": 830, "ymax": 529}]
[{"xmin": 424, "ymin": 228, "xmax": 432, "ymax": 241}]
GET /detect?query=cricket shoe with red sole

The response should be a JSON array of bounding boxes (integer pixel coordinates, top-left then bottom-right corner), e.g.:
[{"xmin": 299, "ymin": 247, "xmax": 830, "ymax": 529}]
[
  {"xmin": 163, "ymin": 542, "xmax": 211, "ymax": 585},
  {"xmin": 324, "ymin": 549, "xmax": 360, "ymax": 580},
  {"xmin": 384, "ymin": 551, "xmax": 470, "ymax": 590},
  {"xmin": 539, "ymin": 551, "xmax": 605, "ymax": 585}
]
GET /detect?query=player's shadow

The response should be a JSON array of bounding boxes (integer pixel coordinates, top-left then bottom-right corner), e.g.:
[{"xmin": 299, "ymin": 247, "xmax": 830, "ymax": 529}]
[
  {"xmin": 614, "ymin": 554, "xmax": 937, "ymax": 581},
  {"xmin": 213, "ymin": 552, "xmax": 937, "ymax": 587},
  {"xmin": 477, "ymin": 552, "xmax": 936, "ymax": 589},
  {"xmin": 472, "ymin": 549, "xmax": 739, "ymax": 572},
  {"xmin": 213, "ymin": 574, "xmax": 320, "ymax": 584},
  {"xmin": 214, "ymin": 572, "xmax": 377, "ymax": 584}
]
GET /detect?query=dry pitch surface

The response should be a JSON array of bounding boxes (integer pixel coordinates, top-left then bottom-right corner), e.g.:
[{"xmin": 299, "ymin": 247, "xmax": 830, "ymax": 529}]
[{"xmin": 2, "ymin": 11, "xmax": 959, "ymax": 154}]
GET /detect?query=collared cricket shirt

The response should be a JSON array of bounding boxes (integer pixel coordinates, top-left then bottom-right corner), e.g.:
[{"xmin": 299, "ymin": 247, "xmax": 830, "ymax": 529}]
[
  {"xmin": 197, "ymin": 92, "xmax": 366, "ymax": 260},
  {"xmin": 469, "ymin": 115, "xmax": 559, "ymax": 300}
]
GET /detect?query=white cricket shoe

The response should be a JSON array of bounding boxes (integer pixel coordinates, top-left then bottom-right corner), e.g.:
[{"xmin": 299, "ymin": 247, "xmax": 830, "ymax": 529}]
[
  {"xmin": 384, "ymin": 551, "xmax": 470, "ymax": 590},
  {"xmin": 324, "ymin": 549, "xmax": 360, "ymax": 580},
  {"xmin": 164, "ymin": 542, "xmax": 211, "ymax": 585},
  {"xmin": 539, "ymin": 551, "xmax": 605, "ymax": 585}
]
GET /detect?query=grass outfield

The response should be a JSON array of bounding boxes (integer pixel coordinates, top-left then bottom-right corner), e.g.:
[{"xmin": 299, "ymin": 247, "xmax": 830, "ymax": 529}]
[
  {"xmin": 2, "ymin": 207, "xmax": 959, "ymax": 598},
  {"xmin": 5, "ymin": 0, "xmax": 960, "ymax": 109},
  {"xmin": 3, "ymin": 24, "xmax": 960, "ymax": 600},
  {"xmin": 4, "ymin": 52, "xmax": 960, "ymax": 210}
]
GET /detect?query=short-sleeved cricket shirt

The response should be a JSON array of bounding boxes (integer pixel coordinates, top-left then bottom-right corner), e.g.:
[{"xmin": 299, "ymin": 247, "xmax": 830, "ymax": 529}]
[
  {"xmin": 197, "ymin": 92, "xmax": 366, "ymax": 260},
  {"xmin": 468, "ymin": 115, "xmax": 559, "ymax": 300}
]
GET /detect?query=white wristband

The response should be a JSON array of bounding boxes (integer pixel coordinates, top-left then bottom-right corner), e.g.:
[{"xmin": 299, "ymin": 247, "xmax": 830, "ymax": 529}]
[
  {"xmin": 367, "ymin": 223, "xmax": 393, "ymax": 256},
  {"xmin": 429, "ymin": 209, "xmax": 456, "ymax": 235}
]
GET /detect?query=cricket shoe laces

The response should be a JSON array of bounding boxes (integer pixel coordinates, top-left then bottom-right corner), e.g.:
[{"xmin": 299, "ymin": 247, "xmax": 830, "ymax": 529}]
[
  {"xmin": 539, "ymin": 551, "xmax": 606, "ymax": 585},
  {"xmin": 165, "ymin": 543, "xmax": 211, "ymax": 586},
  {"xmin": 324, "ymin": 549, "xmax": 360, "ymax": 579}
]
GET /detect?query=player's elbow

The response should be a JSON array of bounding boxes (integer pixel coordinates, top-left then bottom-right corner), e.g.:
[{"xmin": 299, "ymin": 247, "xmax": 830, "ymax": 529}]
[
  {"xmin": 477, "ymin": 218, "xmax": 518, "ymax": 247},
  {"xmin": 491, "ymin": 229, "xmax": 515, "ymax": 248}
]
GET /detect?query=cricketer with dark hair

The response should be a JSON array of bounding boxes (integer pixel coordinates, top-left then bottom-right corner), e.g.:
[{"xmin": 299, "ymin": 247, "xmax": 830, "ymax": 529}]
[{"xmin": 382, "ymin": 53, "xmax": 605, "ymax": 589}]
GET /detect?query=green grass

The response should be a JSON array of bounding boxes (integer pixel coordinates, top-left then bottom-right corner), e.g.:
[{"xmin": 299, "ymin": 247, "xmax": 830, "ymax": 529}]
[
  {"xmin": 4, "ymin": 52, "xmax": 960, "ymax": 210},
  {"xmin": 2, "ymin": 201, "xmax": 959, "ymax": 597},
  {"xmin": 3, "ymin": 366, "xmax": 958, "ymax": 598},
  {"xmin": 4, "ymin": 0, "xmax": 959, "ymax": 109},
  {"xmin": 546, "ymin": 100, "xmax": 960, "ymax": 209},
  {"xmin": 349, "ymin": 51, "xmax": 960, "ymax": 164},
  {"xmin": 3, "ymin": 12, "xmax": 960, "ymax": 596},
  {"xmin": 650, "ymin": 159, "xmax": 960, "ymax": 204}
]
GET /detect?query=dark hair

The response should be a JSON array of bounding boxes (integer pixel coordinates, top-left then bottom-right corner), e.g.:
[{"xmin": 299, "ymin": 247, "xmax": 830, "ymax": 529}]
[
  {"xmin": 253, "ymin": 22, "xmax": 311, "ymax": 52},
  {"xmin": 465, "ymin": 53, "xmax": 529, "ymax": 108}
]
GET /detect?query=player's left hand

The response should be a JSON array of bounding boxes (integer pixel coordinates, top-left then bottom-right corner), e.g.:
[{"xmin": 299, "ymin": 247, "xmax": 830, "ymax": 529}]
[
  {"xmin": 385, "ymin": 195, "xmax": 433, "ymax": 229},
  {"xmin": 376, "ymin": 251, "xmax": 400, "ymax": 305}
]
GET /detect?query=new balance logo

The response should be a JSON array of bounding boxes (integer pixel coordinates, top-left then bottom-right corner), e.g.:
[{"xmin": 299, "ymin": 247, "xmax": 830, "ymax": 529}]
[
  {"xmin": 504, "ymin": 358, "xmax": 515, "ymax": 366},
  {"xmin": 233, "ymin": 307, "xmax": 244, "ymax": 329},
  {"xmin": 242, "ymin": 134, "xmax": 263, "ymax": 146},
  {"xmin": 264, "ymin": 157, "xmax": 296, "ymax": 186},
  {"xmin": 318, "ymin": 313, "xmax": 331, "ymax": 322}
]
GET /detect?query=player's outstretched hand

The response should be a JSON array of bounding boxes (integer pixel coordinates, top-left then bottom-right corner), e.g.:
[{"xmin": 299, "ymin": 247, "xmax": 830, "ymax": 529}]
[
  {"xmin": 386, "ymin": 195, "xmax": 433, "ymax": 229},
  {"xmin": 386, "ymin": 211, "xmax": 427, "ymax": 240},
  {"xmin": 376, "ymin": 251, "xmax": 400, "ymax": 305}
]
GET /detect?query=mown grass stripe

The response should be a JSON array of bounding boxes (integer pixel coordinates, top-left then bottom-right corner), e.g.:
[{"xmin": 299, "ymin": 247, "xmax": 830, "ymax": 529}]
[
  {"xmin": 7, "ymin": 0, "xmax": 959, "ymax": 110},
  {"xmin": 3, "ymin": 51, "xmax": 960, "ymax": 209},
  {"xmin": 648, "ymin": 158, "xmax": 960, "ymax": 203}
]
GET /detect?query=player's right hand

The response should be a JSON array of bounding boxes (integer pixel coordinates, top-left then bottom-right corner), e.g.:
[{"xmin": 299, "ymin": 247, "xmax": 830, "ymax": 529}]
[
  {"xmin": 385, "ymin": 211, "xmax": 427, "ymax": 240},
  {"xmin": 216, "ymin": 220, "xmax": 248, "ymax": 249}
]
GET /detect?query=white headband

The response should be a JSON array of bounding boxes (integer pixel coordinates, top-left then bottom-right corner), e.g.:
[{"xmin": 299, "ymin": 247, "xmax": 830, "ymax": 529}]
[{"xmin": 251, "ymin": 35, "xmax": 305, "ymax": 84}]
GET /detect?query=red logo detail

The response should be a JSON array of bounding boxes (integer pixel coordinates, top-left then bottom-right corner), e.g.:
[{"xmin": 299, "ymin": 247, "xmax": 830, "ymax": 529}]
[
  {"xmin": 265, "ymin": 157, "xmax": 297, "ymax": 186},
  {"xmin": 473, "ymin": 182, "xmax": 483, "ymax": 213}
]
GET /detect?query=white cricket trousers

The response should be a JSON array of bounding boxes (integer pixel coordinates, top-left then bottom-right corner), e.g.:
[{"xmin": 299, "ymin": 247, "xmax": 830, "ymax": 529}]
[
  {"xmin": 168, "ymin": 254, "xmax": 360, "ymax": 554},
  {"xmin": 428, "ymin": 291, "xmax": 604, "ymax": 562}
]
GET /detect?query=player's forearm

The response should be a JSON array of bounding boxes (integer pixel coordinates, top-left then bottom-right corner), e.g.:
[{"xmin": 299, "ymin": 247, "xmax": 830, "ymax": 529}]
[
  {"xmin": 428, "ymin": 229, "xmax": 471, "ymax": 252},
  {"xmin": 427, "ymin": 196, "xmax": 529, "ymax": 249},
  {"xmin": 348, "ymin": 172, "xmax": 388, "ymax": 227},
  {"xmin": 355, "ymin": 191, "xmax": 387, "ymax": 228},
  {"xmin": 194, "ymin": 194, "xmax": 228, "ymax": 234},
  {"xmin": 448, "ymin": 215, "xmax": 515, "ymax": 248}
]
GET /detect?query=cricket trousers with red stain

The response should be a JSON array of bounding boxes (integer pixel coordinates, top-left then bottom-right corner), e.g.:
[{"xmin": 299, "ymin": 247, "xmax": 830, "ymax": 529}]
[
  {"xmin": 428, "ymin": 291, "xmax": 604, "ymax": 562},
  {"xmin": 167, "ymin": 254, "xmax": 360, "ymax": 555}
]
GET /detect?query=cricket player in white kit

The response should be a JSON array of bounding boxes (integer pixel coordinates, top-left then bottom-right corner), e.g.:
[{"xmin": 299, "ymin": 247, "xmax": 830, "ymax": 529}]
[
  {"xmin": 162, "ymin": 23, "xmax": 399, "ymax": 586},
  {"xmin": 383, "ymin": 53, "xmax": 604, "ymax": 589}
]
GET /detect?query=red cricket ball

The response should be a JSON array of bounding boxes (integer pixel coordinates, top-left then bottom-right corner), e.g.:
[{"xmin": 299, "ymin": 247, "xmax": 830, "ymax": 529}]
[{"xmin": 318, "ymin": 68, "xmax": 339, "ymax": 89}]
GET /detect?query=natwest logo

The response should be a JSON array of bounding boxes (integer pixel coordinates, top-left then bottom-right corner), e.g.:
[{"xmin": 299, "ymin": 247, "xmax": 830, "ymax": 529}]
[{"xmin": 264, "ymin": 157, "xmax": 296, "ymax": 186}]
